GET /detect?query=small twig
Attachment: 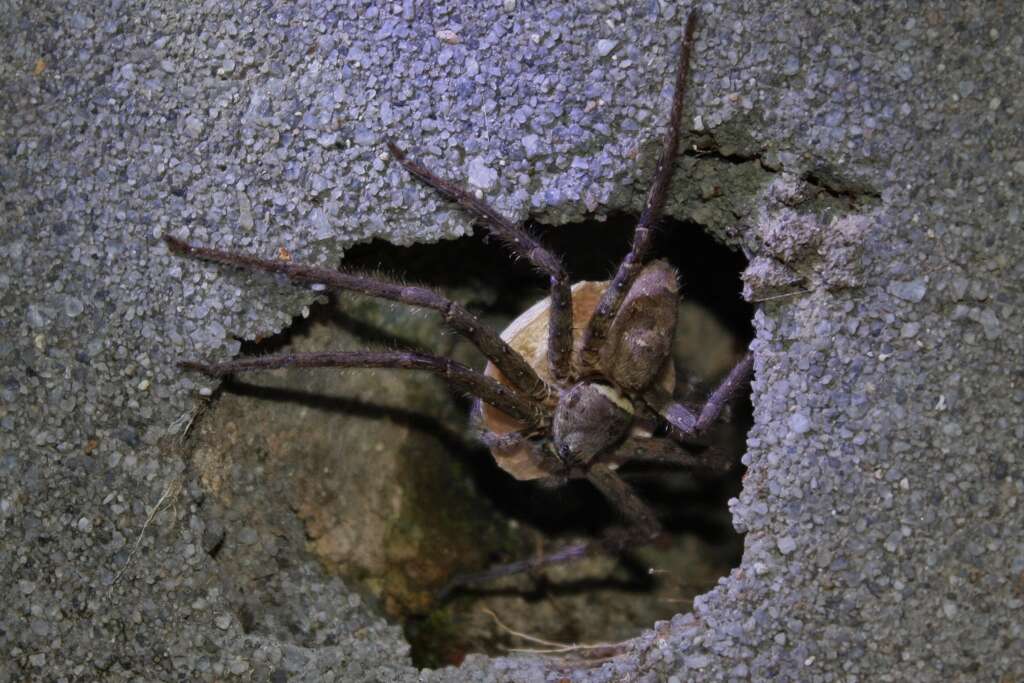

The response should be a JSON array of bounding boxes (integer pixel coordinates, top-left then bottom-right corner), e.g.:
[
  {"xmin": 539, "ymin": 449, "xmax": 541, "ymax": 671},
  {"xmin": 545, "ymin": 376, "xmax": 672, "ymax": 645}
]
[
  {"xmin": 483, "ymin": 608, "xmax": 566, "ymax": 648},
  {"xmin": 482, "ymin": 608, "xmax": 633, "ymax": 657},
  {"xmin": 179, "ymin": 400, "xmax": 208, "ymax": 443},
  {"xmin": 110, "ymin": 478, "xmax": 182, "ymax": 586},
  {"xmin": 660, "ymin": 597, "xmax": 697, "ymax": 605},
  {"xmin": 503, "ymin": 643, "xmax": 630, "ymax": 657},
  {"xmin": 749, "ymin": 288, "xmax": 812, "ymax": 303},
  {"xmin": 168, "ymin": 400, "xmax": 207, "ymax": 444}
]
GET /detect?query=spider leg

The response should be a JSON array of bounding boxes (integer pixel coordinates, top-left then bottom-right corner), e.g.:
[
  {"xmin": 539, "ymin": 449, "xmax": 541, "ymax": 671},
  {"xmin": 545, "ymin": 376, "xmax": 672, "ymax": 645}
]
[
  {"xmin": 438, "ymin": 464, "xmax": 660, "ymax": 600},
  {"xmin": 661, "ymin": 351, "xmax": 754, "ymax": 440},
  {"xmin": 164, "ymin": 236, "xmax": 552, "ymax": 403},
  {"xmin": 578, "ymin": 11, "xmax": 699, "ymax": 373},
  {"xmin": 180, "ymin": 350, "xmax": 547, "ymax": 428},
  {"xmin": 586, "ymin": 463, "xmax": 661, "ymax": 535},
  {"xmin": 437, "ymin": 538, "xmax": 594, "ymax": 601},
  {"xmin": 386, "ymin": 142, "xmax": 574, "ymax": 384},
  {"xmin": 477, "ymin": 426, "xmax": 528, "ymax": 454},
  {"xmin": 604, "ymin": 436, "xmax": 732, "ymax": 474},
  {"xmin": 478, "ymin": 427, "xmax": 564, "ymax": 478}
]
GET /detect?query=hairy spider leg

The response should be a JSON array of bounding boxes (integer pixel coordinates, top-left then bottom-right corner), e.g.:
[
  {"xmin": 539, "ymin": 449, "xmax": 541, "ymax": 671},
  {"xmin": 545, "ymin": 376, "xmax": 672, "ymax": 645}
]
[
  {"xmin": 473, "ymin": 403, "xmax": 543, "ymax": 462},
  {"xmin": 438, "ymin": 463, "xmax": 660, "ymax": 599},
  {"xmin": 164, "ymin": 236, "xmax": 552, "ymax": 404},
  {"xmin": 660, "ymin": 351, "xmax": 754, "ymax": 440},
  {"xmin": 577, "ymin": 10, "xmax": 700, "ymax": 374},
  {"xmin": 180, "ymin": 350, "xmax": 547, "ymax": 428},
  {"xmin": 605, "ymin": 435, "xmax": 732, "ymax": 473},
  {"xmin": 438, "ymin": 536, "xmax": 592, "ymax": 601},
  {"xmin": 386, "ymin": 142, "xmax": 575, "ymax": 385}
]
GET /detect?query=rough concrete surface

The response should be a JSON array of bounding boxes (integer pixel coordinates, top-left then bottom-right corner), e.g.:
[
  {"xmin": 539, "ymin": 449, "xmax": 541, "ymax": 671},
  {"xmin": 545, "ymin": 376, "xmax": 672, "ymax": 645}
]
[{"xmin": 2, "ymin": 0, "xmax": 1022, "ymax": 681}]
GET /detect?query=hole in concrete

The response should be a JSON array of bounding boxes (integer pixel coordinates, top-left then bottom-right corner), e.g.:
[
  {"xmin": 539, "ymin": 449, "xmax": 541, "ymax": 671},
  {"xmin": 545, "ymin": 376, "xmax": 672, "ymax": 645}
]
[{"xmin": 186, "ymin": 214, "xmax": 753, "ymax": 668}]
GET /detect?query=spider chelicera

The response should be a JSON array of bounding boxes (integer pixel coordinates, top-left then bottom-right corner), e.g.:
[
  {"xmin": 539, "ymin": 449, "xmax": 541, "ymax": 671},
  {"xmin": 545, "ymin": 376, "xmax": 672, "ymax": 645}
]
[{"xmin": 165, "ymin": 10, "xmax": 753, "ymax": 599}]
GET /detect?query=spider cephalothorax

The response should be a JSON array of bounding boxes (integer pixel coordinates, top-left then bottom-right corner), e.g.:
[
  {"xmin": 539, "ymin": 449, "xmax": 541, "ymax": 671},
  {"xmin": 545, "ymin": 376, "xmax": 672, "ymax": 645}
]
[{"xmin": 165, "ymin": 10, "xmax": 753, "ymax": 597}]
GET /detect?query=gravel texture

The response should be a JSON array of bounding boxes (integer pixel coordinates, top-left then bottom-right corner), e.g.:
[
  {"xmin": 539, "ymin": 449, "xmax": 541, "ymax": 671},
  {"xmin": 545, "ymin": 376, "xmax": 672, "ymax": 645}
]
[{"xmin": 2, "ymin": 0, "xmax": 1022, "ymax": 681}]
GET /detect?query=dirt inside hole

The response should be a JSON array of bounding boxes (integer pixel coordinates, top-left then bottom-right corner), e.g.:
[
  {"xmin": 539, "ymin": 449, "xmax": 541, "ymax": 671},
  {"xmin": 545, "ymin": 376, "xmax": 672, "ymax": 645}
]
[{"xmin": 186, "ymin": 215, "xmax": 753, "ymax": 668}]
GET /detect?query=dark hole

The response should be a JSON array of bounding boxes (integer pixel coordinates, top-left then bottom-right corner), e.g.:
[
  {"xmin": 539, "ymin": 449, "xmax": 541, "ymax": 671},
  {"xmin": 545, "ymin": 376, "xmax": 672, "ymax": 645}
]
[
  {"xmin": 215, "ymin": 214, "xmax": 753, "ymax": 667},
  {"xmin": 335, "ymin": 214, "xmax": 753, "ymax": 666}
]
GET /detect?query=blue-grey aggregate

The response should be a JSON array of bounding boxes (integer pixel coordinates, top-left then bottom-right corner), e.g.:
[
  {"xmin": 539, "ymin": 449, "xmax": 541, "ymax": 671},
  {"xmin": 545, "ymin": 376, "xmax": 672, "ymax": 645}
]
[{"xmin": 1, "ymin": 0, "xmax": 1022, "ymax": 681}]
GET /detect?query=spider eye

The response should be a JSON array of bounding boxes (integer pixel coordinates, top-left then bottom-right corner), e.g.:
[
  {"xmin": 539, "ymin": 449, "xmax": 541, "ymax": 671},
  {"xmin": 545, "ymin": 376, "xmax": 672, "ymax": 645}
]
[{"xmin": 557, "ymin": 443, "xmax": 573, "ymax": 462}]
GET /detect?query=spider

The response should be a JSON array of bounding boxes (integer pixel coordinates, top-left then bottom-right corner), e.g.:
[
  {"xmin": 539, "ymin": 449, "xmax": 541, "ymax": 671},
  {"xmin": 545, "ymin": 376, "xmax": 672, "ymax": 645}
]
[{"xmin": 164, "ymin": 10, "xmax": 753, "ymax": 599}]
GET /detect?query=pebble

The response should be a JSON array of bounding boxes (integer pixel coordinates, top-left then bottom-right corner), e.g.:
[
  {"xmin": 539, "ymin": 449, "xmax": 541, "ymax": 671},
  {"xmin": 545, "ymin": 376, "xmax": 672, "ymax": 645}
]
[
  {"xmin": 888, "ymin": 279, "xmax": 927, "ymax": 302},
  {"xmin": 788, "ymin": 413, "xmax": 811, "ymax": 434},
  {"xmin": 596, "ymin": 39, "xmax": 618, "ymax": 57},
  {"xmin": 467, "ymin": 157, "xmax": 498, "ymax": 190}
]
